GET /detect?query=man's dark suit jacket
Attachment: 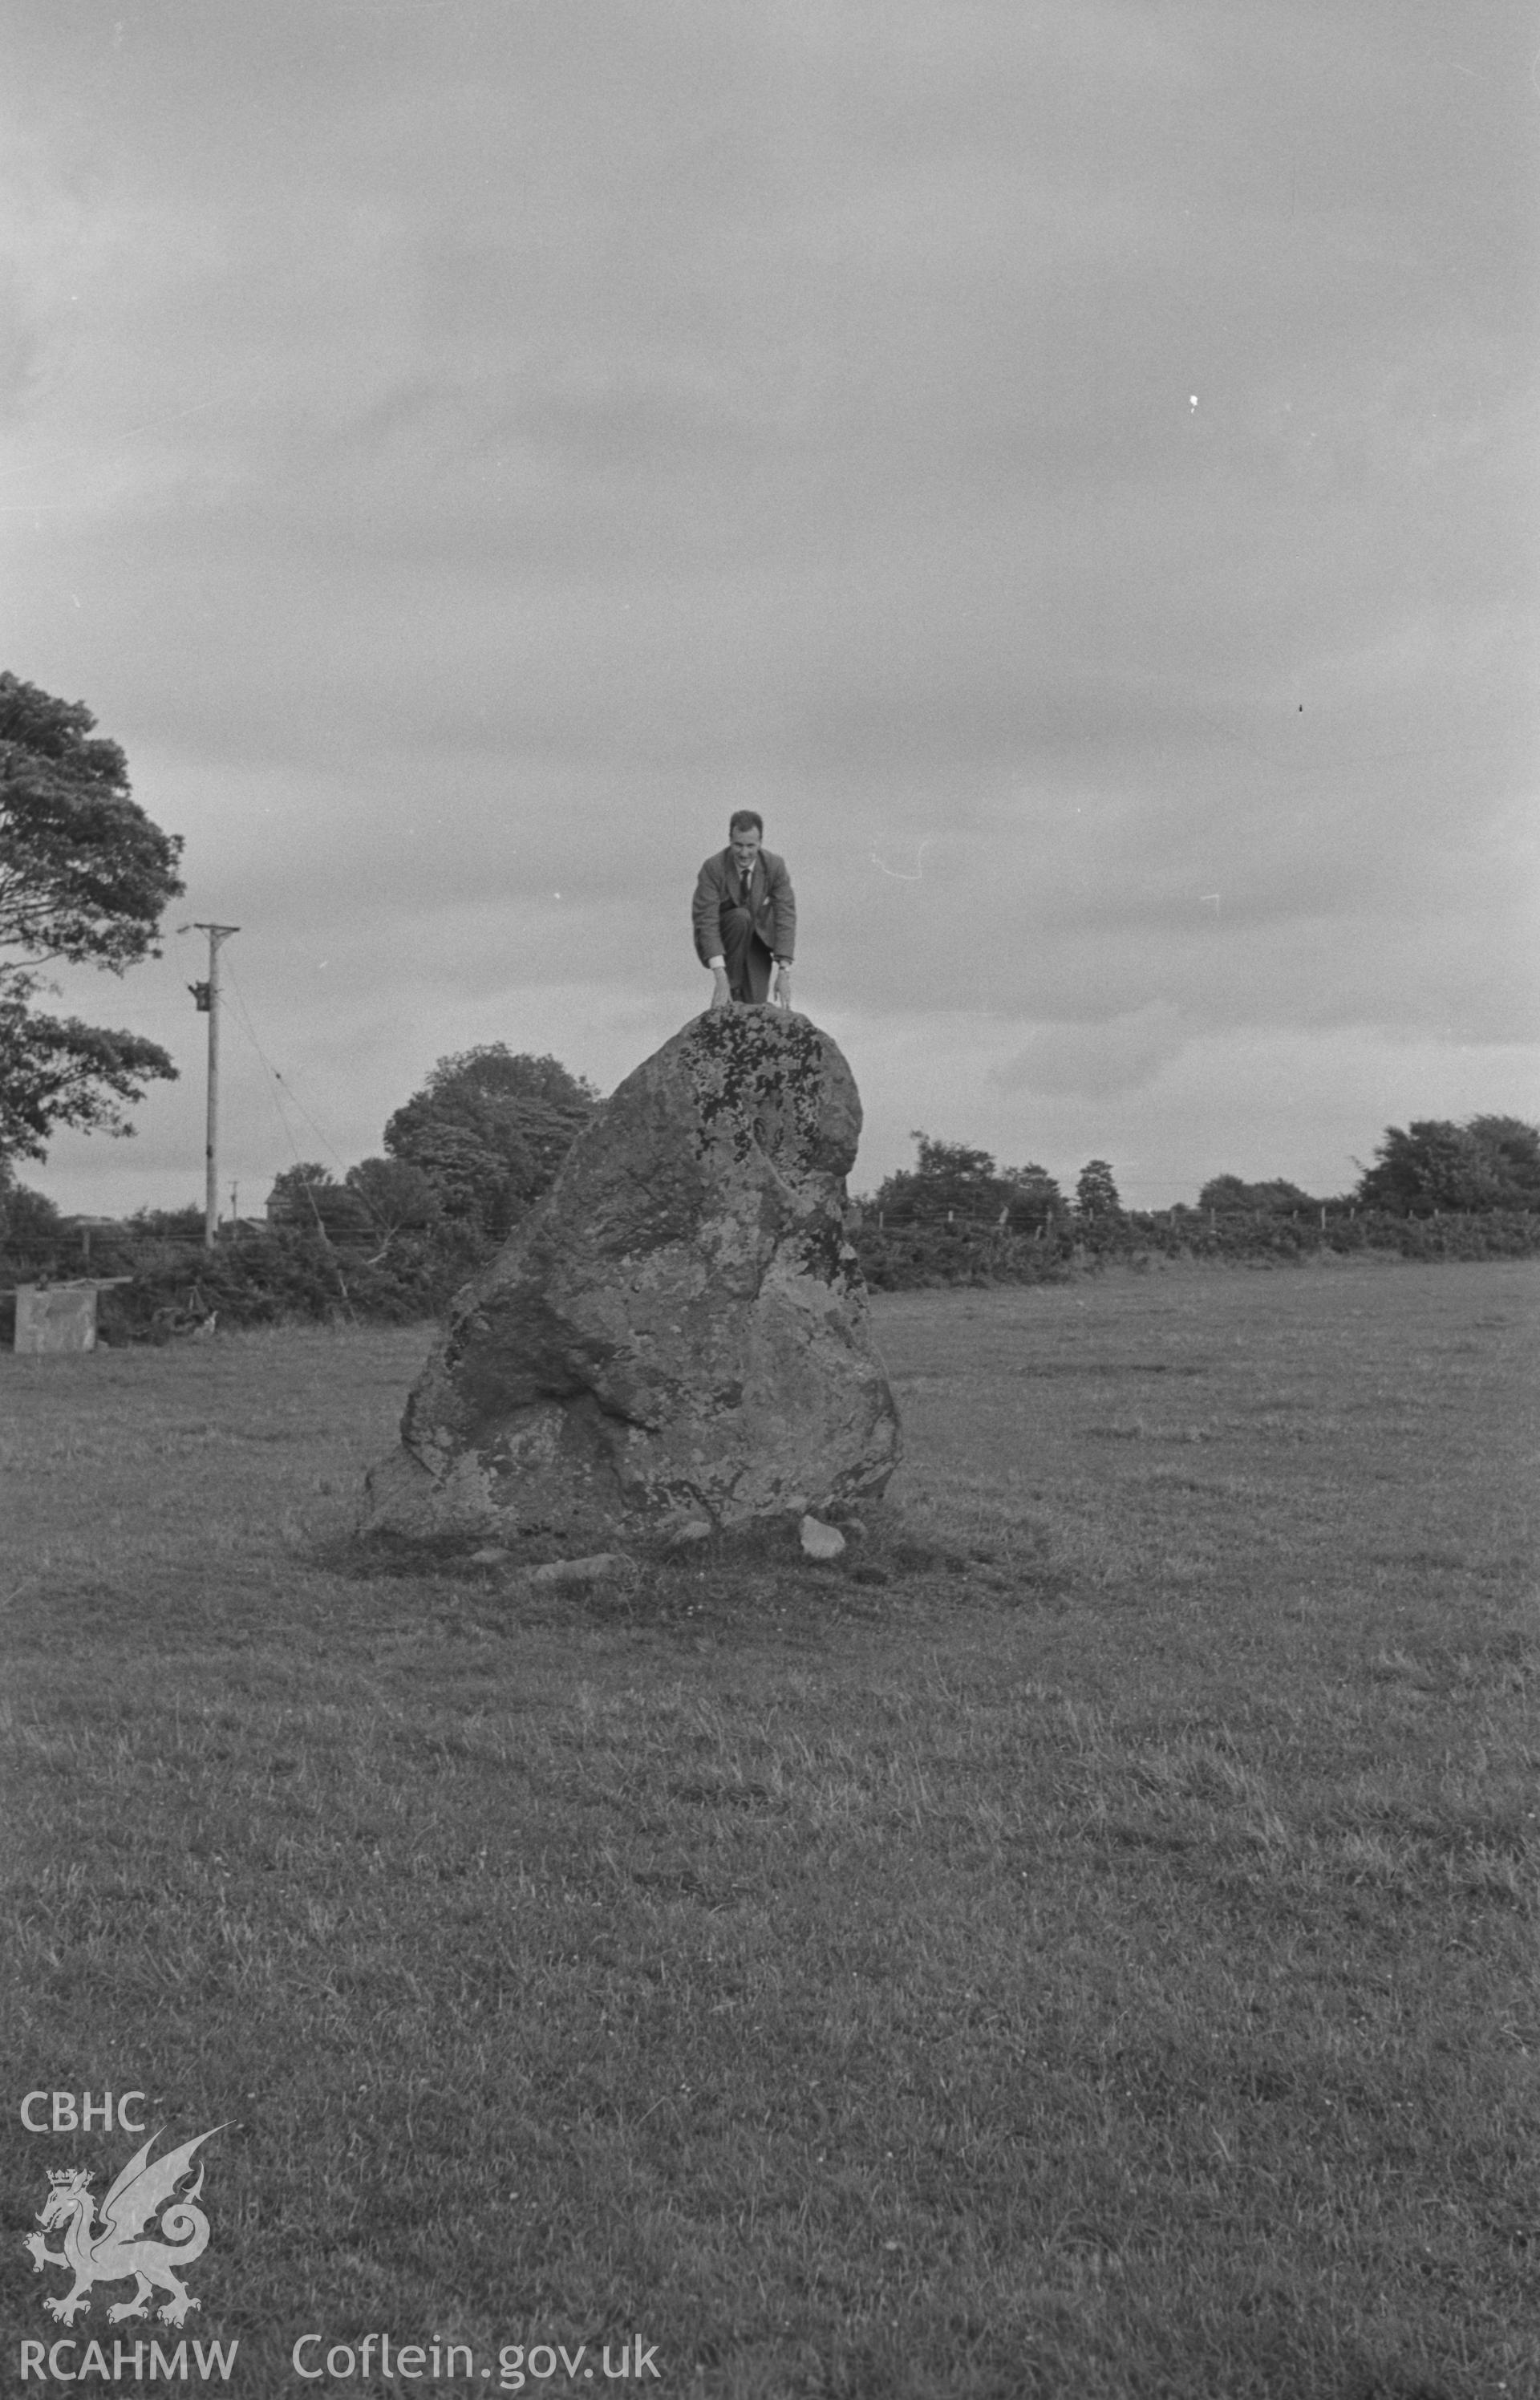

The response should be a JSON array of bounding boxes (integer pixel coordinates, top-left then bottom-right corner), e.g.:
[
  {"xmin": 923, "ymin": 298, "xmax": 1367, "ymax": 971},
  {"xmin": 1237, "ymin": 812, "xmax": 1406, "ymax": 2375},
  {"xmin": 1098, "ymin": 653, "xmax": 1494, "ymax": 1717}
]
[{"xmin": 691, "ymin": 848, "xmax": 796, "ymax": 971}]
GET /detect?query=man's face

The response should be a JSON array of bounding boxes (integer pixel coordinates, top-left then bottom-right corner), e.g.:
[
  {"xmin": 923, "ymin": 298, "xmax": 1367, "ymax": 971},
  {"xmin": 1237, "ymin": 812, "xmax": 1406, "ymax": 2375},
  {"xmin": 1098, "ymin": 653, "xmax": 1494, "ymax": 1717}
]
[{"xmin": 730, "ymin": 825, "xmax": 762, "ymax": 874}]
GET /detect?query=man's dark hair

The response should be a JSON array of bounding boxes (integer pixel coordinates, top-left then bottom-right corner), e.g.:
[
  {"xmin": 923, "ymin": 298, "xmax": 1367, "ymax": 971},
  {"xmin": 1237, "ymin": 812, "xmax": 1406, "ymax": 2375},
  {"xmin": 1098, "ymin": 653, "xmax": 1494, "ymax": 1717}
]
[{"xmin": 728, "ymin": 809, "xmax": 764, "ymax": 837}]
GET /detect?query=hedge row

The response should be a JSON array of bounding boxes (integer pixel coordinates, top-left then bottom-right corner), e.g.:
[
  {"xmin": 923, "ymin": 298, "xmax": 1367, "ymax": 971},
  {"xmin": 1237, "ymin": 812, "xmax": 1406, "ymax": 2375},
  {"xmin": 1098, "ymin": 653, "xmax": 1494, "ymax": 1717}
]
[
  {"xmin": 4, "ymin": 1206, "xmax": 1538, "ymax": 1344},
  {"xmin": 851, "ymin": 1206, "xmax": 1540, "ymax": 1290},
  {"xmin": 1, "ymin": 1227, "xmax": 484, "ymax": 1345}
]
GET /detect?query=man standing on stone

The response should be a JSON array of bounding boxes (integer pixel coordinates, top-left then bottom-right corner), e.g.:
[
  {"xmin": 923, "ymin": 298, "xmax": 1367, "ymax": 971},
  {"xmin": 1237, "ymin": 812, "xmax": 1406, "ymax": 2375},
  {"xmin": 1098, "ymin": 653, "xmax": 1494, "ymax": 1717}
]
[{"xmin": 693, "ymin": 810, "xmax": 796, "ymax": 1009}]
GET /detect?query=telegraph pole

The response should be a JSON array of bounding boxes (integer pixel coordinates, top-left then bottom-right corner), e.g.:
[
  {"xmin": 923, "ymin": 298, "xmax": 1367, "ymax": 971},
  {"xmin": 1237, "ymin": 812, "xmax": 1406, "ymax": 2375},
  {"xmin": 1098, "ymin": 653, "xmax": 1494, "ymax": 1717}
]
[{"xmin": 189, "ymin": 923, "xmax": 239, "ymax": 1251}]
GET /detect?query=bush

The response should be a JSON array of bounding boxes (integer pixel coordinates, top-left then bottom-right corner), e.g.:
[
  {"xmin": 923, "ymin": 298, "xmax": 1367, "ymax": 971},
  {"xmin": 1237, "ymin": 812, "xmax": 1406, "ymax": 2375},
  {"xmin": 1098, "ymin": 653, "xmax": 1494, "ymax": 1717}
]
[
  {"xmin": 853, "ymin": 1215, "xmax": 1077, "ymax": 1292},
  {"xmin": 128, "ymin": 1203, "xmax": 208, "ymax": 1240},
  {"xmin": 91, "ymin": 1224, "xmax": 484, "ymax": 1344}
]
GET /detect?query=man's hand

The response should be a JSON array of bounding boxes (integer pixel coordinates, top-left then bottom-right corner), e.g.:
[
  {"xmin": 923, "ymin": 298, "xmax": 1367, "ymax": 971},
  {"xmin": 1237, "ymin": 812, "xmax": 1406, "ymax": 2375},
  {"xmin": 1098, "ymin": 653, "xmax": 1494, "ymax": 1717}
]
[
  {"xmin": 773, "ymin": 963, "xmax": 793, "ymax": 1009},
  {"xmin": 709, "ymin": 960, "xmax": 732, "ymax": 1011}
]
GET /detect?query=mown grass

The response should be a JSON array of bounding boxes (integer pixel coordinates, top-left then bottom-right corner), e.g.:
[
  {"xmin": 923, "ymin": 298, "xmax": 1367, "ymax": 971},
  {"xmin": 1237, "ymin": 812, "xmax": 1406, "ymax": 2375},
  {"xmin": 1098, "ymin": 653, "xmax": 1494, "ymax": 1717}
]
[{"xmin": 2, "ymin": 1259, "xmax": 1537, "ymax": 2398}]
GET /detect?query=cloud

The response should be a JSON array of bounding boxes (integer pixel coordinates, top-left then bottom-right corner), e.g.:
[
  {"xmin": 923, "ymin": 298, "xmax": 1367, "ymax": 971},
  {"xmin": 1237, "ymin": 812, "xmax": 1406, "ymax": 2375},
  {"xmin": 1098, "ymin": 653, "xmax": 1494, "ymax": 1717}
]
[{"xmin": 994, "ymin": 1006, "xmax": 1187, "ymax": 1099}]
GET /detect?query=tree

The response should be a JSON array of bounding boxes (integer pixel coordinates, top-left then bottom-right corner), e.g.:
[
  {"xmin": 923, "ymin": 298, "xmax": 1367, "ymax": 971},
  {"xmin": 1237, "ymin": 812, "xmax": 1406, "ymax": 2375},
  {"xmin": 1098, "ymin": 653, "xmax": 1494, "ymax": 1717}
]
[
  {"xmin": 344, "ymin": 1155, "xmax": 440, "ymax": 1239},
  {"xmin": 908, "ymin": 1134, "xmax": 1003, "ymax": 1214},
  {"xmin": 1354, "ymin": 1117, "xmax": 1540, "ymax": 1216},
  {"xmin": 999, "ymin": 1161, "xmax": 1066, "ymax": 1233},
  {"xmin": 0, "ymin": 1164, "xmax": 62, "ymax": 1250},
  {"xmin": 869, "ymin": 1134, "xmax": 999, "ymax": 1226},
  {"xmin": 1468, "ymin": 1117, "xmax": 1540, "ymax": 1205},
  {"xmin": 264, "ymin": 1161, "xmax": 371, "ymax": 1235},
  {"xmin": 1074, "ymin": 1159, "xmax": 1122, "ymax": 1222},
  {"xmin": 870, "ymin": 1135, "xmax": 1066, "ymax": 1231},
  {"xmin": 383, "ymin": 1046, "xmax": 599, "ymax": 1243},
  {"xmin": 0, "ymin": 672, "xmax": 184, "ymax": 1161},
  {"xmin": 1198, "ymin": 1174, "xmax": 1317, "ymax": 1216}
]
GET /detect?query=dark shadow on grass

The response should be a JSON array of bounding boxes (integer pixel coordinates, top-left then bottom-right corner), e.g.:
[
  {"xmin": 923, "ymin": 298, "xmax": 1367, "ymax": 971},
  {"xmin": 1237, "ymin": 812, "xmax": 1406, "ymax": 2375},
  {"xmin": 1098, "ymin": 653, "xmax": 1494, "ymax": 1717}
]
[{"xmin": 329, "ymin": 1498, "xmax": 970, "ymax": 1587}]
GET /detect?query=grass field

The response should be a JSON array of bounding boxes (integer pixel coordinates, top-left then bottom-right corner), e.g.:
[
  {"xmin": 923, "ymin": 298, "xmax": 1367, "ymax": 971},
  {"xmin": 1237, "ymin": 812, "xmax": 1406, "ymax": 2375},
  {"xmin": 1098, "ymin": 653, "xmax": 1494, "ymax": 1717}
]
[{"xmin": 2, "ymin": 1258, "xmax": 1537, "ymax": 2399}]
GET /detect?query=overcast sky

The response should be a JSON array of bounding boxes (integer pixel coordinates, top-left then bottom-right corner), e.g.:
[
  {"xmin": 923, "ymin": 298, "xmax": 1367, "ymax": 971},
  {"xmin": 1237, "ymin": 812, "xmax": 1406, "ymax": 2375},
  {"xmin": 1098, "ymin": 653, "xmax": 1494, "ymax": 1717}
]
[{"xmin": 3, "ymin": 0, "xmax": 1535, "ymax": 1217}]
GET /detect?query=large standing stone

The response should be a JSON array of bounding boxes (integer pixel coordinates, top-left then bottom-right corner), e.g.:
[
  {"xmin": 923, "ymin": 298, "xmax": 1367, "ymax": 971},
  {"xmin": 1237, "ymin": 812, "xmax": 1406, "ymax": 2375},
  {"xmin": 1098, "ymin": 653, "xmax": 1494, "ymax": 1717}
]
[{"xmin": 361, "ymin": 1007, "xmax": 902, "ymax": 1545}]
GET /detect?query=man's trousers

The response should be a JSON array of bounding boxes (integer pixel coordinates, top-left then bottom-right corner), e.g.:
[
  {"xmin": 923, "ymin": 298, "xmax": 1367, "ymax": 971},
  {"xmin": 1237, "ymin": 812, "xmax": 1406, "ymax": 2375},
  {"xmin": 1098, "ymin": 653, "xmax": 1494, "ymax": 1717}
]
[{"xmin": 719, "ymin": 906, "xmax": 776, "ymax": 1003}]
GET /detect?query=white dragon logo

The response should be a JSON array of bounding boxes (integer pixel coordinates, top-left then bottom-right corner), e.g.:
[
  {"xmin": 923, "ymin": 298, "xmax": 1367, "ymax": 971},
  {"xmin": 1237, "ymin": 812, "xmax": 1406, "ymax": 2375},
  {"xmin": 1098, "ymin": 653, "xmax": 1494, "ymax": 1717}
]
[{"xmin": 24, "ymin": 2126, "xmax": 226, "ymax": 2329}]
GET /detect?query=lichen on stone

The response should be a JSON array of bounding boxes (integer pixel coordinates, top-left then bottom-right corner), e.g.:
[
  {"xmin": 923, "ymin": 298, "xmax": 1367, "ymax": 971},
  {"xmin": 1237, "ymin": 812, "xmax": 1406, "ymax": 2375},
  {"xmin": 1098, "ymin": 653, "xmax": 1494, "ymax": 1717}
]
[{"xmin": 685, "ymin": 1007, "xmax": 848, "ymax": 1180}]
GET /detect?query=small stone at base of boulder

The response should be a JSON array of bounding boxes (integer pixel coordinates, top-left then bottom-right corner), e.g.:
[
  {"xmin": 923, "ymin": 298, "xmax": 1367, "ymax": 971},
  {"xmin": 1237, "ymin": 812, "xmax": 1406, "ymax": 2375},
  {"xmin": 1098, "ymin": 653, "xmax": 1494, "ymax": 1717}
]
[{"xmin": 800, "ymin": 1514, "xmax": 846, "ymax": 1560}]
